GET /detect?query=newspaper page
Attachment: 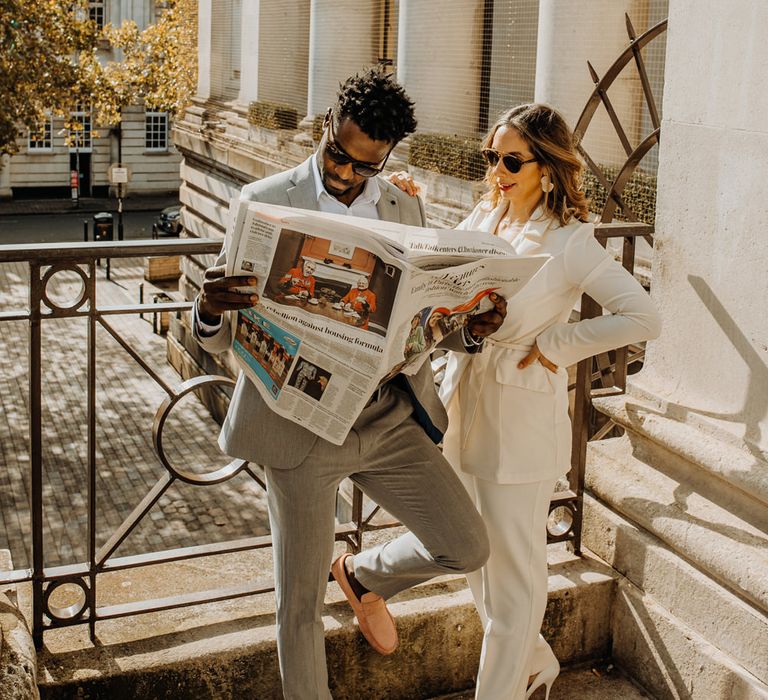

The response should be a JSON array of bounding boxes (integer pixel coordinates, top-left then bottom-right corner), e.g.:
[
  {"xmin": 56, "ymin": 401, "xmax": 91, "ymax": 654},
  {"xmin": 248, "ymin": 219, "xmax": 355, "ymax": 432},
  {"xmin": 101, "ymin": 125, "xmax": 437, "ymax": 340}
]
[{"xmin": 224, "ymin": 200, "xmax": 546, "ymax": 445}]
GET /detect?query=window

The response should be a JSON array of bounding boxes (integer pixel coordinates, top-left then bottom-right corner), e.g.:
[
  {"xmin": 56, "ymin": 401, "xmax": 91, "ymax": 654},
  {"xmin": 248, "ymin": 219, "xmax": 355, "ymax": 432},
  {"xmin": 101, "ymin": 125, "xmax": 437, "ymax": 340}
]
[
  {"xmin": 145, "ymin": 112, "xmax": 169, "ymax": 151},
  {"xmin": 28, "ymin": 118, "xmax": 53, "ymax": 151},
  {"xmin": 89, "ymin": 0, "xmax": 105, "ymax": 29},
  {"xmin": 69, "ymin": 109, "xmax": 92, "ymax": 151}
]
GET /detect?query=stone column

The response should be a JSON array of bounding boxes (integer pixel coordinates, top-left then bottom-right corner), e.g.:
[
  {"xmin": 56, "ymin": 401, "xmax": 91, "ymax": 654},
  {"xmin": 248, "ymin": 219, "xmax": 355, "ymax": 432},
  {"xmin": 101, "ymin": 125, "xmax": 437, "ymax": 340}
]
[
  {"xmin": 640, "ymin": 19, "xmax": 768, "ymax": 454},
  {"xmin": 196, "ymin": 0, "xmax": 213, "ymax": 100},
  {"xmin": 535, "ymin": 0, "xmax": 648, "ymax": 167},
  {"xmin": 253, "ymin": 0, "xmax": 310, "ymax": 112},
  {"xmin": 237, "ymin": 0, "xmax": 260, "ymax": 103},
  {"xmin": 306, "ymin": 0, "xmax": 378, "ymax": 116},
  {"xmin": 582, "ymin": 2, "xmax": 768, "ymax": 697},
  {"xmin": 396, "ymin": 0, "xmax": 485, "ymax": 135}
]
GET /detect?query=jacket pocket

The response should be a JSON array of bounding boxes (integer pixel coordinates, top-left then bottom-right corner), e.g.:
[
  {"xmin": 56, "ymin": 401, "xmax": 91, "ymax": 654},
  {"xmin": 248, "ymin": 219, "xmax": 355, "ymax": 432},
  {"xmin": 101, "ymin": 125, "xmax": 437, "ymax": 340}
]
[
  {"xmin": 492, "ymin": 365, "xmax": 569, "ymax": 481},
  {"xmin": 495, "ymin": 360, "xmax": 556, "ymax": 394}
]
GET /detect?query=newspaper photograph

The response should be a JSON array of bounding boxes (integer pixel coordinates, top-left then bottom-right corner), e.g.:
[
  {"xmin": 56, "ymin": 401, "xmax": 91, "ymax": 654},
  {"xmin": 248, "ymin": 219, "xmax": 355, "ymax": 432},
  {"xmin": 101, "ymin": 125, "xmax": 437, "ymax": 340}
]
[{"xmin": 224, "ymin": 200, "xmax": 546, "ymax": 445}]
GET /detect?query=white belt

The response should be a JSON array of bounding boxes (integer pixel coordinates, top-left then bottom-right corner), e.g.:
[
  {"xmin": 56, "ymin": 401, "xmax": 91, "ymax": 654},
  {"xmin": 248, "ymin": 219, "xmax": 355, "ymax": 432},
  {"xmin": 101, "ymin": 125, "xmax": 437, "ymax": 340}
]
[{"xmin": 485, "ymin": 338, "xmax": 533, "ymax": 352}]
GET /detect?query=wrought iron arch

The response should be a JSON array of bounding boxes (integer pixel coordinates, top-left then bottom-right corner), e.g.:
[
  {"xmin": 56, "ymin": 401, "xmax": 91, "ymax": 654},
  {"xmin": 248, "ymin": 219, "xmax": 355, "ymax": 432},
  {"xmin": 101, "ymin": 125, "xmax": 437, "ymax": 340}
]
[
  {"xmin": 574, "ymin": 13, "xmax": 667, "ymax": 231},
  {"xmin": 566, "ymin": 14, "xmax": 668, "ymax": 554}
]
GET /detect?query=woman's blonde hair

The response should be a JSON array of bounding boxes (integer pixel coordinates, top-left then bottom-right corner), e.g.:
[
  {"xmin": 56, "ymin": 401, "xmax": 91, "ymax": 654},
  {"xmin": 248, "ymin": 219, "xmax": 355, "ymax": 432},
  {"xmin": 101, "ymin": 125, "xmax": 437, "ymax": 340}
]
[{"xmin": 482, "ymin": 103, "xmax": 590, "ymax": 226}]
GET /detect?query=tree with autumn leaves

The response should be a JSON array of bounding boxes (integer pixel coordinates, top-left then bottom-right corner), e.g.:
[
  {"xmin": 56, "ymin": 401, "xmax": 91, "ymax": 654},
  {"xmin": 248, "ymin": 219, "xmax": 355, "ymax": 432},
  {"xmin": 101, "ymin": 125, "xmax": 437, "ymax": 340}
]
[{"xmin": 0, "ymin": 0, "xmax": 197, "ymax": 157}]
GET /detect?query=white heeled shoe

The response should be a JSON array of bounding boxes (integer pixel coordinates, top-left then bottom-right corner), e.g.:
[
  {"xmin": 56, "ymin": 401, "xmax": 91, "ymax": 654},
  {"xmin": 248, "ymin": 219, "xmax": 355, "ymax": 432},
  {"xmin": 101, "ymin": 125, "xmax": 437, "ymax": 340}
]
[{"xmin": 525, "ymin": 657, "xmax": 560, "ymax": 699}]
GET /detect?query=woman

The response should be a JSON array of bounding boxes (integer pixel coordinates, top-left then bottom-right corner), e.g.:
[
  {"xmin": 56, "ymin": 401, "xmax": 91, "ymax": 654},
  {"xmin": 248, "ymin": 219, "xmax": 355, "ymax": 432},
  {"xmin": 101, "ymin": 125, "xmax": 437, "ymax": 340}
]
[
  {"xmin": 404, "ymin": 311, "xmax": 428, "ymax": 359},
  {"xmin": 391, "ymin": 104, "xmax": 660, "ymax": 698}
]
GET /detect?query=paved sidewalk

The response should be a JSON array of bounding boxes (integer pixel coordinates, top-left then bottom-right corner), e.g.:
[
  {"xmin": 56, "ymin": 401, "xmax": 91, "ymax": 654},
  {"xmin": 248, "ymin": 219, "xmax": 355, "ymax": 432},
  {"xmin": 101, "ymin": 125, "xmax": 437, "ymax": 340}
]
[
  {"xmin": 0, "ymin": 193, "xmax": 179, "ymax": 217},
  {"xmin": 0, "ymin": 253, "xmax": 270, "ymax": 571}
]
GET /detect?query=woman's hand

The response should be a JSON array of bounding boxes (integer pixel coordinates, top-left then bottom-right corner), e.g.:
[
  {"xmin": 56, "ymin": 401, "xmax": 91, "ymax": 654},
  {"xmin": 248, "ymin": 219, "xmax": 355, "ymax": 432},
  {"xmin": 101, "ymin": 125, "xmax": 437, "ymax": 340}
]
[
  {"xmin": 517, "ymin": 341, "xmax": 558, "ymax": 373},
  {"xmin": 388, "ymin": 171, "xmax": 420, "ymax": 197}
]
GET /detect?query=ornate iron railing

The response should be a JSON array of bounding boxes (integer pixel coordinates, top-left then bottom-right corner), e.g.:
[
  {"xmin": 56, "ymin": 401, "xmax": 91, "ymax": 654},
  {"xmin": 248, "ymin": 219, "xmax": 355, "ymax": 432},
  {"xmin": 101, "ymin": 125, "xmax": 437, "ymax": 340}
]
[
  {"xmin": 0, "ymin": 13, "xmax": 667, "ymax": 649},
  {"xmin": 0, "ymin": 239, "xmax": 400, "ymax": 647},
  {"xmin": 567, "ymin": 14, "xmax": 667, "ymax": 553},
  {"xmin": 0, "ymin": 230, "xmax": 613, "ymax": 645}
]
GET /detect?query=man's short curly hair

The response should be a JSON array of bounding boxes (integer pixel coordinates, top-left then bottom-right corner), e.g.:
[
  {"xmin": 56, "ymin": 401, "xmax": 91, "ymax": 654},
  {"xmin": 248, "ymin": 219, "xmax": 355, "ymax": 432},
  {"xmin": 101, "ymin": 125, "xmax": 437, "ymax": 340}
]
[{"xmin": 332, "ymin": 68, "xmax": 417, "ymax": 145}]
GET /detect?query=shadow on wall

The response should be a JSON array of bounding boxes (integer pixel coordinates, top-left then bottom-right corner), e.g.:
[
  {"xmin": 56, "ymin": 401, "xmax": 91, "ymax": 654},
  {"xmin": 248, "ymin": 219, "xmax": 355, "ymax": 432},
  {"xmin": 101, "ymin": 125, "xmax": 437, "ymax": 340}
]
[
  {"xmin": 597, "ymin": 275, "xmax": 768, "ymax": 696},
  {"xmin": 682, "ymin": 275, "xmax": 768, "ymax": 463},
  {"xmin": 613, "ymin": 275, "xmax": 768, "ymax": 559}
]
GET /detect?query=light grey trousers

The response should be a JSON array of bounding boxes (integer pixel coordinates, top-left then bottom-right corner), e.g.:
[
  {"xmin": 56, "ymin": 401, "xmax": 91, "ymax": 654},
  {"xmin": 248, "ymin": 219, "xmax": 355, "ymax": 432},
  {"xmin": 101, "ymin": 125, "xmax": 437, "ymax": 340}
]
[{"xmin": 264, "ymin": 383, "xmax": 490, "ymax": 699}]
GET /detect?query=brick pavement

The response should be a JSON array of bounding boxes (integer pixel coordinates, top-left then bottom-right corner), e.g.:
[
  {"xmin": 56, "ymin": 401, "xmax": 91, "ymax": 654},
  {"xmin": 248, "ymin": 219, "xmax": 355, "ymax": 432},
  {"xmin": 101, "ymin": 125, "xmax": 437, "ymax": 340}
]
[{"xmin": 0, "ymin": 254, "xmax": 270, "ymax": 571}]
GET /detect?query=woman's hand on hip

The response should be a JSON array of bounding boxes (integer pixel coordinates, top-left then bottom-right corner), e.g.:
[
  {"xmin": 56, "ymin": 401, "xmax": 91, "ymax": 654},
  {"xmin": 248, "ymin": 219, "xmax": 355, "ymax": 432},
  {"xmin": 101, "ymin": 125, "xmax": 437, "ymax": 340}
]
[{"xmin": 518, "ymin": 342, "xmax": 558, "ymax": 373}]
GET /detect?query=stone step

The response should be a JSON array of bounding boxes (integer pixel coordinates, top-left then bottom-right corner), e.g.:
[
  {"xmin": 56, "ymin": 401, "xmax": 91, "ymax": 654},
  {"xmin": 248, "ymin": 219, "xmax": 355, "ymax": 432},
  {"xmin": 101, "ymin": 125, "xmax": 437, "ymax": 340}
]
[
  {"xmin": 611, "ymin": 578, "xmax": 768, "ymax": 700},
  {"xmin": 432, "ymin": 663, "xmax": 655, "ymax": 699},
  {"xmin": 593, "ymin": 391, "xmax": 768, "ymax": 508},
  {"xmin": 33, "ymin": 546, "xmax": 616, "ymax": 699},
  {"xmin": 585, "ymin": 435, "xmax": 768, "ymax": 614},
  {"xmin": 583, "ymin": 493, "xmax": 768, "ymax": 684}
]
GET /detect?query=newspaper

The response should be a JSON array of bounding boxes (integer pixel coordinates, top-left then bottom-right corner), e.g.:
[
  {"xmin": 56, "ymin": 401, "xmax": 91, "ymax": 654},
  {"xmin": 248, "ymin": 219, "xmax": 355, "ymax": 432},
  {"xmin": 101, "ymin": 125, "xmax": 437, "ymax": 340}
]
[{"xmin": 225, "ymin": 200, "xmax": 546, "ymax": 445}]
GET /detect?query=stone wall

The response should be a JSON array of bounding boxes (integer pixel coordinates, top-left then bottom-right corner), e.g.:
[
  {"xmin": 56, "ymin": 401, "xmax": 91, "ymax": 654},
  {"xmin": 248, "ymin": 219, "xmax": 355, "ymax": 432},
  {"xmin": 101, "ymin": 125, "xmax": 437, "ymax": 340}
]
[
  {"xmin": 582, "ymin": 1, "xmax": 768, "ymax": 697},
  {"xmin": 0, "ymin": 552, "xmax": 38, "ymax": 700}
]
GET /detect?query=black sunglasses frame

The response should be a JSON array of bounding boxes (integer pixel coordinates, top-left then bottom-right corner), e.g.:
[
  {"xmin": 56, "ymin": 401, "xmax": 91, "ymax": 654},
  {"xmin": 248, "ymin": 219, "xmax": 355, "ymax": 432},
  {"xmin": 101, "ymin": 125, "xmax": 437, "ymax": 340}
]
[
  {"xmin": 323, "ymin": 114, "xmax": 392, "ymax": 178},
  {"xmin": 481, "ymin": 148, "xmax": 538, "ymax": 174}
]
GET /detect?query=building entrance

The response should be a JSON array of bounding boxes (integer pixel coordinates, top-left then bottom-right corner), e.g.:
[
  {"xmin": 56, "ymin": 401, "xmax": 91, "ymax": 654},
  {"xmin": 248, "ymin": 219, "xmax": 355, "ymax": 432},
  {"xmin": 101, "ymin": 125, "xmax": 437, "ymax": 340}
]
[{"xmin": 69, "ymin": 152, "xmax": 92, "ymax": 197}]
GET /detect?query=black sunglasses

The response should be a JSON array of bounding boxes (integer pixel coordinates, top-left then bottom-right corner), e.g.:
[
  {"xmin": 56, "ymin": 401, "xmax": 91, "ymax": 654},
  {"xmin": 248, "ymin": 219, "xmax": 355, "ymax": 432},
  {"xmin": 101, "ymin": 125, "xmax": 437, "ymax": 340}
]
[
  {"xmin": 324, "ymin": 116, "xmax": 391, "ymax": 178},
  {"xmin": 481, "ymin": 148, "xmax": 537, "ymax": 174}
]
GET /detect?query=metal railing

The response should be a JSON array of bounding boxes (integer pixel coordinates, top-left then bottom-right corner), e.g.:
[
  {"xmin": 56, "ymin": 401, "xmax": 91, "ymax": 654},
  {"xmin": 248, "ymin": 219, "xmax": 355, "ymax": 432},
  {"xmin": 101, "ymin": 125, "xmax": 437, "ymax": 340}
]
[
  {"xmin": 0, "ymin": 239, "xmax": 401, "ymax": 647},
  {"xmin": 0, "ymin": 13, "xmax": 666, "ymax": 649},
  {"xmin": 0, "ymin": 233, "xmax": 641, "ymax": 646},
  {"xmin": 564, "ymin": 14, "xmax": 667, "ymax": 553}
]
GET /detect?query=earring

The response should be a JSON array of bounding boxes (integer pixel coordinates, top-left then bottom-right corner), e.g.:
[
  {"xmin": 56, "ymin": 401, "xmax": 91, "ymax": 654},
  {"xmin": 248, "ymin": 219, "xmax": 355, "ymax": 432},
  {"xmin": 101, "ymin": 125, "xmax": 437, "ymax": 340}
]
[{"xmin": 540, "ymin": 174, "xmax": 554, "ymax": 193}]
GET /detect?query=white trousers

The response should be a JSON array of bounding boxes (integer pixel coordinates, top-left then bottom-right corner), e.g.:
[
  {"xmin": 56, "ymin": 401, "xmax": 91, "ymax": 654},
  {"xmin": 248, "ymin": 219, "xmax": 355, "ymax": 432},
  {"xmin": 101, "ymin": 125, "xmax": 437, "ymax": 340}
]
[{"xmin": 455, "ymin": 469, "xmax": 559, "ymax": 699}]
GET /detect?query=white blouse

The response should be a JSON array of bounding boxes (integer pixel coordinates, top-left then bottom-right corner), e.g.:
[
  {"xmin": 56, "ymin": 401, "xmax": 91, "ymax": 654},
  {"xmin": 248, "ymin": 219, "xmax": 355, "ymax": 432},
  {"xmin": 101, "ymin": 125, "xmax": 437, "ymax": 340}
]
[{"xmin": 440, "ymin": 200, "xmax": 661, "ymax": 484}]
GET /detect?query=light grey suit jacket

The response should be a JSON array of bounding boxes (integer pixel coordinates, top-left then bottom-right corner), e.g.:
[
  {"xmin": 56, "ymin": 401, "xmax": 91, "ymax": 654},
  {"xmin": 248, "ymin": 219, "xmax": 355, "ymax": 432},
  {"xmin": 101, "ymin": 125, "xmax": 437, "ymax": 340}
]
[{"xmin": 194, "ymin": 156, "xmax": 464, "ymax": 468}]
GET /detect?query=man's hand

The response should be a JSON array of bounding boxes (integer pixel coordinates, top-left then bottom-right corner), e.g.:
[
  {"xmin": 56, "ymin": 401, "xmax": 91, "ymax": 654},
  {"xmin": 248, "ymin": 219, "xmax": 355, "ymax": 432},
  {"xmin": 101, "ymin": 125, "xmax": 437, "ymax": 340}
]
[
  {"xmin": 198, "ymin": 265, "xmax": 259, "ymax": 324},
  {"xmin": 518, "ymin": 341, "xmax": 558, "ymax": 373},
  {"xmin": 466, "ymin": 292, "xmax": 507, "ymax": 338}
]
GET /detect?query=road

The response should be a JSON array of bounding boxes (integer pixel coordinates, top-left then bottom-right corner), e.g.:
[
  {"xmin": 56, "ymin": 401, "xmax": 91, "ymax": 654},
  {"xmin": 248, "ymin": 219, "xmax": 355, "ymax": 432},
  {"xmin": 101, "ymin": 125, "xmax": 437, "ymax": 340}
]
[{"xmin": 0, "ymin": 211, "xmax": 159, "ymax": 245}]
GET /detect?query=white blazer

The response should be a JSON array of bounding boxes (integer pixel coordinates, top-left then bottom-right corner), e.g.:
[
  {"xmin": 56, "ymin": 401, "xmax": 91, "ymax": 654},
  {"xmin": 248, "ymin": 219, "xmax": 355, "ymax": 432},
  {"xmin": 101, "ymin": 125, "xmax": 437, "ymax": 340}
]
[{"xmin": 440, "ymin": 200, "xmax": 661, "ymax": 484}]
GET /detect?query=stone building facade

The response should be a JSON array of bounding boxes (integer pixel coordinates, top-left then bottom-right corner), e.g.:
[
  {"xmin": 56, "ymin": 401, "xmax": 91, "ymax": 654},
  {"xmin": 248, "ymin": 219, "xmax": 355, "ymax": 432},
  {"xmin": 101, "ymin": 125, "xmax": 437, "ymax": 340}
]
[
  {"xmin": 172, "ymin": 0, "xmax": 666, "ymax": 292},
  {"xmin": 169, "ymin": 2, "xmax": 768, "ymax": 698},
  {"xmin": 581, "ymin": 1, "xmax": 768, "ymax": 695}
]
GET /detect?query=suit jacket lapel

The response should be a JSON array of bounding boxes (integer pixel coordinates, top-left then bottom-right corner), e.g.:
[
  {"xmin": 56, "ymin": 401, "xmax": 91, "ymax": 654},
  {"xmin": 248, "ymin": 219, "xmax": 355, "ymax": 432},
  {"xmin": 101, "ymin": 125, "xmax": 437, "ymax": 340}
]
[{"xmin": 286, "ymin": 157, "xmax": 320, "ymax": 211}]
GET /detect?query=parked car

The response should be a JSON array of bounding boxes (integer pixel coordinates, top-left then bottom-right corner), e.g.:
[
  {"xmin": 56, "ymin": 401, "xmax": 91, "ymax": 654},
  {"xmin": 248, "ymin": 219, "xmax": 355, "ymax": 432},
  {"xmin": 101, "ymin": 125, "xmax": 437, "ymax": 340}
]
[{"xmin": 152, "ymin": 205, "xmax": 181, "ymax": 237}]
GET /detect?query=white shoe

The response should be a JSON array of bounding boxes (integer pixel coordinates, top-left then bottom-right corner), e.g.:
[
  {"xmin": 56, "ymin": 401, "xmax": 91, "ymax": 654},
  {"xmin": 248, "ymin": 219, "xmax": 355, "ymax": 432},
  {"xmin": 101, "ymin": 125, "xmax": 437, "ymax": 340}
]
[{"xmin": 525, "ymin": 657, "xmax": 560, "ymax": 700}]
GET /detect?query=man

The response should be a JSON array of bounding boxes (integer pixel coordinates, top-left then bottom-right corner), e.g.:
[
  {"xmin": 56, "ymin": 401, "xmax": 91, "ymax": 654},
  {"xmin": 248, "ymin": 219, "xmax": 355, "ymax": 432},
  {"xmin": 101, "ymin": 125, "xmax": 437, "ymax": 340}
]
[
  {"xmin": 305, "ymin": 374, "xmax": 328, "ymax": 401},
  {"xmin": 340, "ymin": 274, "xmax": 376, "ymax": 329},
  {"xmin": 279, "ymin": 258, "xmax": 317, "ymax": 299},
  {"xmin": 294, "ymin": 359, "xmax": 317, "ymax": 392},
  {"xmin": 193, "ymin": 69, "xmax": 506, "ymax": 699}
]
